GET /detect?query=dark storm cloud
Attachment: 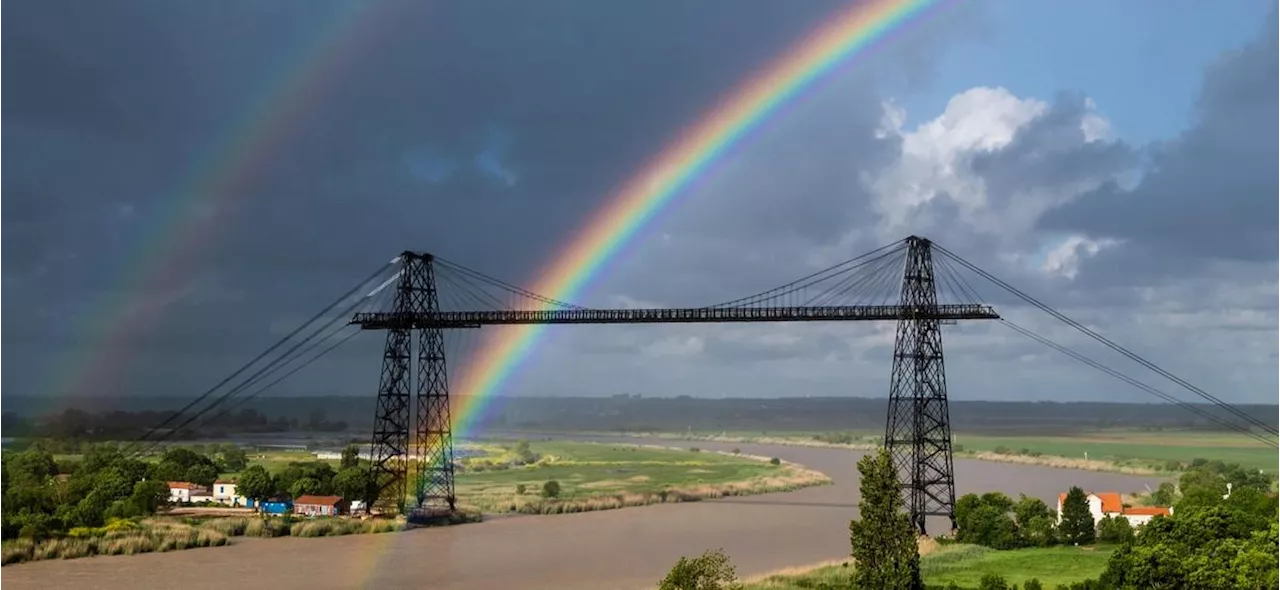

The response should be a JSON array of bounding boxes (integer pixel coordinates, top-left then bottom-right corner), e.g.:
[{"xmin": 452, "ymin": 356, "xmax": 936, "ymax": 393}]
[
  {"xmin": 1038, "ymin": 16, "xmax": 1278, "ymax": 266},
  {"xmin": 3, "ymin": 0, "xmax": 893, "ymax": 396}
]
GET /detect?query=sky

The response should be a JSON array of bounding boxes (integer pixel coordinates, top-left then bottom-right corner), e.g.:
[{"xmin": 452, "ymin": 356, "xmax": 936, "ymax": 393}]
[{"xmin": 3, "ymin": 0, "xmax": 1276, "ymax": 409}]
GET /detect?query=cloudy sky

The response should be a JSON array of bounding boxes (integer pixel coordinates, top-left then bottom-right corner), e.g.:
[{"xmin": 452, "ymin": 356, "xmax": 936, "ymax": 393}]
[{"xmin": 4, "ymin": 0, "xmax": 1276, "ymax": 409}]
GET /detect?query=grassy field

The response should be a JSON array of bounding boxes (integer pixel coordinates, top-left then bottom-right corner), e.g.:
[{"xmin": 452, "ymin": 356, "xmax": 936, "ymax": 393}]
[
  {"xmin": 614, "ymin": 428, "xmax": 1278, "ymax": 475},
  {"xmin": 454, "ymin": 440, "xmax": 828, "ymax": 514},
  {"xmin": 745, "ymin": 544, "xmax": 1114, "ymax": 589}
]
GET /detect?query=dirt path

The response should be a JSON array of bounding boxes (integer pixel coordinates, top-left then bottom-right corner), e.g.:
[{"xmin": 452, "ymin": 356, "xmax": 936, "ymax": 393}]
[{"xmin": 2, "ymin": 438, "xmax": 1163, "ymax": 590}]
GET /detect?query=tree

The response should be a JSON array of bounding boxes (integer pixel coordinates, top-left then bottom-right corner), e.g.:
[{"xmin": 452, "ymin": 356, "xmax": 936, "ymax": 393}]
[
  {"xmin": 1149, "ymin": 481, "xmax": 1177, "ymax": 506},
  {"xmin": 332, "ymin": 467, "xmax": 371, "ymax": 501},
  {"xmin": 1020, "ymin": 515, "xmax": 1060, "ymax": 547},
  {"xmin": 237, "ymin": 465, "xmax": 275, "ymax": 510},
  {"xmin": 1099, "ymin": 505, "xmax": 1277, "ymax": 589},
  {"xmin": 848, "ymin": 449, "xmax": 920, "ymax": 590},
  {"xmin": 1022, "ymin": 578, "xmax": 1043, "ymax": 590},
  {"xmin": 542, "ymin": 480, "xmax": 561, "ymax": 498},
  {"xmin": 1096, "ymin": 515, "xmax": 1134, "ymax": 544},
  {"xmin": 185, "ymin": 463, "xmax": 219, "ymax": 489},
  {"xmin": 218, "ymin": 445, "xmax": 248, "ymax": 472},
  {"xmin": 291, "ymin": 477, "xmax": 322, "ymax": 499},
  {"xmin": 1059, "ymin": 487, "xmax": 1095, "ymax": 545},
  {"xmin": 955, "ymin": 493, "xmax": 1021, "ymax": 549},
  {"xmin": 1014, "ymin": 494, "xmax": 1053, "ymax": 527},
  {"xmin": 128, "ymin": 479, "xmax": 171, "ymax": 515},
  {"xmin": 340, "ymin": 444, "xmax": 361, "ymax": 470},
  {"xmin": 658, "ymin": 548, "xmax": 740, "ymax": 590}
]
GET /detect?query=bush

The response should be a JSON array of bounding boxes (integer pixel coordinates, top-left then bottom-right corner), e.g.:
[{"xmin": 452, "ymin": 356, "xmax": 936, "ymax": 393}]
[
  {"xmin": 515, "ymin": 484, "xmax": 527, "ymax": 495},
  {"xmin": 769, "ymin": 457, "xmax": 781, "ymax": 466},
  {"xmin": 731, "ymin": 448, "xmax": 741, "ymax": 455},
  {"xmin": 978, "ymin": 573, "xmax": 1011, "ymax": 590},
  {"xmin": 1023, "ymin": 578, "xmax": 1043, "ymax": 590},
  {"xmin": 542, "ymin": 480, "xmax": 561, "ymax": 499},
  {"xmin": 689, "ymin": 447, "xmax": 701, "ymax": 453},
  {"xmin": 658, "ymin": 548, "xmax": 739, "ymax": 590},
  {"xmin": 1097, "ymin": 515, "xmax": 1134, "ymax": 544}
]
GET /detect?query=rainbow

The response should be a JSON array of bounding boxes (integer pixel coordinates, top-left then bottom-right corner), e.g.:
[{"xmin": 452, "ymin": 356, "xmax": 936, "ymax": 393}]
[
  {"xmin": 449, "ymin": 0, "xmax": 950, "ymax": 437},
  {"xmin": 45, "ymin": 2, "xmax": 396, "ymax": 406}
]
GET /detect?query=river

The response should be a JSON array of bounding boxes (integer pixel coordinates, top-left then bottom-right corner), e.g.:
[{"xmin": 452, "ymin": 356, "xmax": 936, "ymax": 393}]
[{"xmin": 2, "ymin": 437, "xmax": 1163, "ymax": 590}]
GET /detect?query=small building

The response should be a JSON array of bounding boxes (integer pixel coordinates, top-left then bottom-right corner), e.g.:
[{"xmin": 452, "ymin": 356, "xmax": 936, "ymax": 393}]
[
  {"xmin": 213, "ymin": 480, "xmax": 250, "ymax": 507},
  {"xmin": 189, "ymin": 487, "xmax": 215, "ymax": 504},
  {"xmin": 1058, "ymin": 490, "xmax": 1171, "ymax": 529},
  {"xmin": 1118, "ymin": 505, "xmax": 1172, "ymax": 527},
  {"xmin": 168, "ymin": 481, "xmax": 197, "ymax": 503},
  {"xmin": 260, "ymin": 496, "xmax": 293, "ymax": 515},
  {"xmin": 294, "ymin": 495, "xmax": 348, "ymax": 517}
]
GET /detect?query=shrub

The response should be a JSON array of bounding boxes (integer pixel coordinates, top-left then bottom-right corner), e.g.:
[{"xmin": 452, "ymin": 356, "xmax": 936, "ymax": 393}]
[
  {"xmin": 515, "ymin": 484, "xmax": 527, "ymax": 495},
  {"xmin": 1023, "ymin": 578, "xmax": 1043, "ymax": 590},
  {"xmin": 1097, "ymin": 515, "xmax": 1134, "ymax": 544},
  {"xmin": 689, "ymin": 447, "xmax": 701, "ymax": 453},
  {"xmin": 769, "ymin": 457, "xmax": 781, "ymax": 466},
  {"xmin": 658, "ymin": 548, "xmax": 738, "ymax": 590},
  {"xmin": 731, "ymin": 448, "xmax": 741, "ymax": 455},
  {"xmin": 978, "ymin": 573, "xmax": 1011, "ymax": 590},
  {"xmin": 542, "ymin": 480, "xmax": 561, "ymax": 499},
  {"xmin": 993, "ymin": 445, "xmax": 1011, "ymax": 455}
]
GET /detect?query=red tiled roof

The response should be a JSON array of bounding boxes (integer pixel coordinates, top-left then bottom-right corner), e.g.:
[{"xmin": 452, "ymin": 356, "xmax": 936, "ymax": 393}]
[
  {"xmin": 167, "ymin": 481, "xmax": 195, "ymax": 489},
  {"xmin": 214, "ymin": 479, "xmax": 237, "ymax": 485},
  {"xmin": 1058, "ymin": 491, "xmax": 1123, "ymax": 514},
  {"xmin": 1095, "ymin": 492, "xmax": 1123, "ymax": 514},
  {"xmin": 1122, "ymin": 506, "xmax": 1171, "ymax": 516},
  {"xmin": 294, "ymin": 495, "xmax": 344, "ymax": 507}
]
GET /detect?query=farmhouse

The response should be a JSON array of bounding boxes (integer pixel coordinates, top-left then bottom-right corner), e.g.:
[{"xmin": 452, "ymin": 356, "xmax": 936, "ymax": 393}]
[
  {"xmin": 1057, "ymin": 490, "xmax": 1172, "ymax": 528},
  {"xmin": 167, "ymin": 481, "xmax": 210, "ymax": 503},
  {"xmin": 294, "ymin": 495, "xmax": 348, "ymax": 517},
  {"xmin": 212, "ymin": 479, "xmax": 250, "ymax": 507}
]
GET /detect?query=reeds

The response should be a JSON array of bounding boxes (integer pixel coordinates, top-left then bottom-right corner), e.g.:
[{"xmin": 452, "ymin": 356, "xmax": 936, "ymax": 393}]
[{"xmin": 3, "ymin": 514, "xmax": 410, "ymax": 566}]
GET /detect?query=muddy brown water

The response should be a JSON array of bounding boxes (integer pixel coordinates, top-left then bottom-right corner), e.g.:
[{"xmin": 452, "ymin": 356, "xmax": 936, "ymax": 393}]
[{"xmin": 3, "ymin": 437, "xmax": 1163, "ymax": 590}]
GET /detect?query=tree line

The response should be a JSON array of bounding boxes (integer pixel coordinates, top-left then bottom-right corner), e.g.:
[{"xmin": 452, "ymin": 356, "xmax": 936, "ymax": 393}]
[{"xmin": 659, "ymin": 453, "xmax": 1277, "ymax": 589}]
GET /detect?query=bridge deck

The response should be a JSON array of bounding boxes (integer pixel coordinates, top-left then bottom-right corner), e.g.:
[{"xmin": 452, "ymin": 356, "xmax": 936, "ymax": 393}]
[{"xmin": 350, "ymin": 304, "xmax": 999, "ymax": 329}]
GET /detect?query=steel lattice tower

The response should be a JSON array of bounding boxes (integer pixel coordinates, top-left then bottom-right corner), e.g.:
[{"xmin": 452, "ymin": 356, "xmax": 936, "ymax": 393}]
[
  {"xmin": 412, "ymin": 259, "xmax": 457, "ymax": 513},
  {"xmin": 884, "ymin": 236, "xmax": 957, "ymax": 535},
  {"xmin": 366, "ymin": 252, "xmax": 456, "ymax": 515}
]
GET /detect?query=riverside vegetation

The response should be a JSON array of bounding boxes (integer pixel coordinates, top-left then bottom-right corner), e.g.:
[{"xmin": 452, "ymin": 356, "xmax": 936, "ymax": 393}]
[
  {"xmin": 660, "ymin": 453, "xmax": 1278, "ymax": 589},
  {"xmin": 2, "ymin": 438, "xmax": 828, "ymax": 564},
  {"xmin": 455, "ymin": 440, "xmax": 830, "ymax": 515}
]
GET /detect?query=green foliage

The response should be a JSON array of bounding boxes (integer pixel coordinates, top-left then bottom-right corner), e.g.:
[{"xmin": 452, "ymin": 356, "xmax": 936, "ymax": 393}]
[
  {"xmin": 1020, "ymin": 516, "xmax": 1060, "ymax": 548},
  {"xmin": 290, "ymin": 477, "xmax": 322, "ymax": 499},
  {"xmin": 977, "ymin": 573, "xmax": 1011, "ymax": 590},
  {"xmin": 541, "ymin": 480, "xmax": 561, "ymax": 498},
  {"xmin": 769, "ymin": 457, "xmax": 781, "ymax": 466},
  {"xmin": 1022, "ymin": 578, "xmax": 1043, "ymax": 590},
  {"xmin": 658, "ymin": 548, "xmax": 740, "ymax": 590},
  {"xmin": 340, "ymin": 444, "xmax": 360, "ymax": 470},
  {"xmin": 515, "ymin": 484, "xmax": 527, "ymax": 495},
  {"xmin": 1058, "ymin": 487, "xmax": 1094, "ymax": 545},
  {"xmin": 1148, "ymin": 481, "xmax": 1176, "ymax": 506},
  {"xmin": 275, "ymin": 460, "xmax": 336, "ymax": 497},
  {"xmin": 236, "ymin": 465, "xmax": 275, "ymax": 507},
  {"xmin": 1098, "ymin": 502, "xmax": 1277, "ymax": 589},
  {"xmin": 848, "ymin": 449, "xmax": 920, "ymax": 590},
  {"xmin": 213, "ymin": 444, "xmax": 247, "ymax": 472},
  {"xmin": 512, "ymin": 440, "xmax": 537, "ymax": 464},
  {"xmin": 1095, "ymin": 515, "xmax": 1133, "ymax": 544},
  {"xmin": 2, "ymin": 443, "xmax": 171, "ymax": 540},
  {"xmin": 955, "ymin": 492, "xmax": 1024, "ymax": 550},
  {"xmin": 331, "ymin": 467, "xmax": 371, "ymax": 502}
]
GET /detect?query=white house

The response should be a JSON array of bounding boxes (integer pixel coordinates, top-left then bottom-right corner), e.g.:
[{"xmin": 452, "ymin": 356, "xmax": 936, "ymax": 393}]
[
  {"xmin": 1057, "ymin": 490, "xmax": 1171, "ymax": 528},
  {"xmin": 168, "ymin": 481, "xmax": 200, "ymax": 503},
  {"xmin": 212, "ymin": 480, "xmax": 250, "ymax": 507}
]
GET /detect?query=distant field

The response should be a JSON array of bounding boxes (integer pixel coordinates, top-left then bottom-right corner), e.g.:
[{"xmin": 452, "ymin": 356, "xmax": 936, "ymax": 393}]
[
  {"xmin": 452, "ymin": 440, "xmax": 831, "ymax": 514},
  {"xmin": 951, "ymin": 431, "xmax": 1278, "ymax": 474},
  {"xmin": 746, "ymin": 544, "xmax": 1114, "ymax": 589},
  {"xmin": 457, "ymin": 441, "xmax": 777, "ymax": 499},
  {"xmin": 615, "ymin": 428, "xmax": 1278, "ymax": 475}
]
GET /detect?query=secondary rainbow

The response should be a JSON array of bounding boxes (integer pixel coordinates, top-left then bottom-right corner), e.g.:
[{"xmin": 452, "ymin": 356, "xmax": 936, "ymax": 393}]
[
  {"xmin": 45, "ymin": 2, "xmax": 394, "ymax": 406},
  {"xmin": 448, "ymin": 0, "xmax": 950, "ymax": 437}
]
